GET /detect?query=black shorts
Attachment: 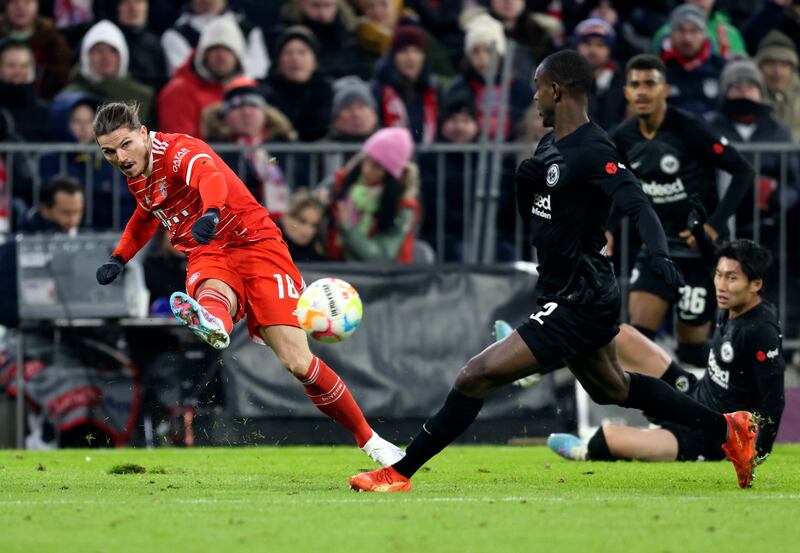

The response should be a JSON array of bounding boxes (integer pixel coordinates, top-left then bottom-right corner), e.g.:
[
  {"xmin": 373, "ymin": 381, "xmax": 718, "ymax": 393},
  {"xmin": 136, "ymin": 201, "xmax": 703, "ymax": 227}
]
[
  {"xmin": 517, "ymin": 295, "xmax": 621, "ymax": 368},
  {"xmin": 655, "ymin": 388, "xmax": 725, "ymax": 462},
  {"xmin": 630, "ymin": 252, "xmax": 715, "ymax": 326}
]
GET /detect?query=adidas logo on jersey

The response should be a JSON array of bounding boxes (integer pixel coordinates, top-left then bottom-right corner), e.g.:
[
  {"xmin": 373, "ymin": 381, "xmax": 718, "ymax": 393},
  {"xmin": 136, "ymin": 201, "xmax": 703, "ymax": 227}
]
[{"xmin": 532, "ymin": 193, "xmax": 552, "ymax": 220}]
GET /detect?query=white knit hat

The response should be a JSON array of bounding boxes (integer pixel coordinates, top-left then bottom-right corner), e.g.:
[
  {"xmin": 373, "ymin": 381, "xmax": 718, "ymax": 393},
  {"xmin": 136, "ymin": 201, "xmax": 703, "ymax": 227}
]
[
  {"xmin": 464, "ymin": 14, "xmax": 506, "ymax": 57},
  {"xmin": 80, "ymin": 19, "xmax": 129, "ymax": 82}
]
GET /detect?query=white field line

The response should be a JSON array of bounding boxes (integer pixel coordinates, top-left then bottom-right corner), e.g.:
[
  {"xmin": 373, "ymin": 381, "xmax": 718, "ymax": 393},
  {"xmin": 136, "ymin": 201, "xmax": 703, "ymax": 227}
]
[{"xmin": 1, "ymin": 494, "xmax": 800, "ymax": 507}]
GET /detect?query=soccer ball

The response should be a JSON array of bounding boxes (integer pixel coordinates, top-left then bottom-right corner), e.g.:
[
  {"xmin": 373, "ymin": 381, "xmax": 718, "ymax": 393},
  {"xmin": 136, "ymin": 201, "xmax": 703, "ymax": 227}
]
[{"xmin": 296, "ymin": 278, "xmax": 363, "ymax": 343}]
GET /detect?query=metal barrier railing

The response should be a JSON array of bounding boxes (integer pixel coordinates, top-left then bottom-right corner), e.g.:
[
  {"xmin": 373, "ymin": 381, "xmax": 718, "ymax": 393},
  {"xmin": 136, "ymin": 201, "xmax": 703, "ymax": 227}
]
[{"xmin": 1, "ymin": 140, "xmax": 798, "ymax": 346}]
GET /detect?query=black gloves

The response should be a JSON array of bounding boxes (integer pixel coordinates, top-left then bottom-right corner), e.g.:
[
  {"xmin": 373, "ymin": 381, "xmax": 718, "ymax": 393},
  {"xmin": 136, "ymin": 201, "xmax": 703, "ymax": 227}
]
[
  {"xmin": 192, "ymin": 208, "xmax": 220, "ymax": 245},
  {"xmin": 687, "ymin": 194, "xmax": 717, "ymax": 267},
  {"xmin": 96, "ymin": 255, "xmax": 125, "ymax": 285},
  {"xmin": 649, "ymin": 253, "xmax": 686, "ymax": 290}
]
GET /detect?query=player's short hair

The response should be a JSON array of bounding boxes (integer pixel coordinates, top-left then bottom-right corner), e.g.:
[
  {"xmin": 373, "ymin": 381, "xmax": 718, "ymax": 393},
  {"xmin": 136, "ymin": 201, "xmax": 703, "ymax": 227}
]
[
  {"xmin": 41, "ymin": 176, "xmax": 83, "ymax": 208},
  {"xmin": 540, "ymin": 50, "xmax": 593, "ymax": 96},
  {"xmin": 716, "ymin": 239, "xmax": 773, "ymax": 283},
  {"xmin": 93, "ymin": 101, "xmax": 142, "ymax": 138},
  {"xmin": 625, "ymin": 54, "xmax": 667, "ymax": 79}
]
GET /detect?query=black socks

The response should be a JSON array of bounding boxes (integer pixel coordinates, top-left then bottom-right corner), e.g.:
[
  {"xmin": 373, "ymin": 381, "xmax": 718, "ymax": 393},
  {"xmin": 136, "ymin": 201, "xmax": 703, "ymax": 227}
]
[
  {"xmin": 621, "ymin": 372, "xmax": 728, "ymax": 443},
  {"xmin": 661, "ymin": 360, "xmax": 698, "ymax": 393},
  {"xmin": 393, "ymin": 389, "xmax": 484, "ymax": 478},
  {"xmin": 632, "ymin": 324, "xmax": 657, "ymax": 341},
  {"xmin": 587, "ymin": 427, "xmax": 615, "ymax": 461}
]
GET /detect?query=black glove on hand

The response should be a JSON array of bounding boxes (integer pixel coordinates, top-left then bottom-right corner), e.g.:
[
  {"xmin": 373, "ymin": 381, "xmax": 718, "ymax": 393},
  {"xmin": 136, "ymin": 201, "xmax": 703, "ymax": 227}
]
[
  {"xmin": 650, "ymin": 254, "xmax": 686, "ymax": 290},
  {"xmin": 96, "ymin": 255, "xmax": 125, "ymax": 285},
  {"xmin": 686, "ymin": 193, "xmax": 708, "ymax": 232},
  {"xmin": 192, "ymin": 208, "xmax": 220, "ymax": 245},
  {"xmin": 687, "ymin": 194, "xmax": 717, "ymax": 267}
]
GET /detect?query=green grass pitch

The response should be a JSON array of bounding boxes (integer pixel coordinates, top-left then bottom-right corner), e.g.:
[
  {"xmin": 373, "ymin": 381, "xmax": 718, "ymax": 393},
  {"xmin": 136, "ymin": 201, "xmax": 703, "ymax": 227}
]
[{"xmin": 2, "ymin": 445, "xmax": 799, "ymax": 553}]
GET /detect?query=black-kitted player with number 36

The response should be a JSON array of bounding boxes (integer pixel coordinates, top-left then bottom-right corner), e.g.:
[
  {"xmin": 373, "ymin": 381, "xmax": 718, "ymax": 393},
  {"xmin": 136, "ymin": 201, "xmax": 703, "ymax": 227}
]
[
  {"xmin": 611, "ymin": 54, "xmax": 755, "ymax": 367},
  {"xmin": 349, "ymin": 51, "xmax": 760, "ymax": 492}
]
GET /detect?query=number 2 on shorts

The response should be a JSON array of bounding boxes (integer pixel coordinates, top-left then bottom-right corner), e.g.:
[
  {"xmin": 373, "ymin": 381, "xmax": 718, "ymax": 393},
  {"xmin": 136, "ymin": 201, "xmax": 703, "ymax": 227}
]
[{"xmin": 530, "ymin": 302, "xmax": 558, "ymax": 325}]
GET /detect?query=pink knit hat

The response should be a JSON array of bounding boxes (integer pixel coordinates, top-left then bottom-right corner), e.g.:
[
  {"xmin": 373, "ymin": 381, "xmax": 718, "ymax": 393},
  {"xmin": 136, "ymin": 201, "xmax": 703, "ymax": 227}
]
[{"xmin": 361, "ymin": 127, "xmax": 414, "ymax": 179}]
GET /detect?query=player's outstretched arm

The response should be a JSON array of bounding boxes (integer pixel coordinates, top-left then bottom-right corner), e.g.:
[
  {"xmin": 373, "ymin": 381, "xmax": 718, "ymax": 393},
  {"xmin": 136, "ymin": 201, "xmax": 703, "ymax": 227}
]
[
  {"xmin": 182, "ymin": 152, "xmax": 228, "ymax": 245},
  {"xmin": 97, "ymin": 204, "xmax": 159, "ymax": 285}
]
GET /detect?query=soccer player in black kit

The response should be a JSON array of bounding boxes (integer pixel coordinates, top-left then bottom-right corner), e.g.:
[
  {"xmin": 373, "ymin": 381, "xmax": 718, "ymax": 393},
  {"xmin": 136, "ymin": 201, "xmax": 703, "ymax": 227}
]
[
  {"xmin": 611, "ymin": 54, "xmax": 754, "ymax": 367},
  {"xmin": 349, "ymin": 51, "xmax": 758, "ymax": 492},
  {"xmin": 548, "ymin": 239, "xmax": 784, "ymax": 467}
]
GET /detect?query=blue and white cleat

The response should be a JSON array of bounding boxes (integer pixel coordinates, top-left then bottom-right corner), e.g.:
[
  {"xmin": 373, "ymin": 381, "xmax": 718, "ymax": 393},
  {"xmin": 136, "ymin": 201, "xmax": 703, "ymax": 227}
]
[
  {"xmin": 494, "ymin": 320, "xmax": 540, "ymax": 388},
  {"xmin": 170, "ymin": 291, "xmax": 230, "ymax": 350},
  {"xmin": 547, "ymin": 433, "xmax": 588, "ymax": 461}
]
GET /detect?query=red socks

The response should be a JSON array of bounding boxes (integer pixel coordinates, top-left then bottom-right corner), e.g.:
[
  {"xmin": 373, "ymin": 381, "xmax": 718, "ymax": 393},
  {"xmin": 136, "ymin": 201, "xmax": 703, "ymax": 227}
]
[
  {"xmin": 299, "ymin": 357, "xmax": 373, "ymax": 447},
  {"xmin": 196, "ymin": 288, "xmax": 233, "ymax": 333}
]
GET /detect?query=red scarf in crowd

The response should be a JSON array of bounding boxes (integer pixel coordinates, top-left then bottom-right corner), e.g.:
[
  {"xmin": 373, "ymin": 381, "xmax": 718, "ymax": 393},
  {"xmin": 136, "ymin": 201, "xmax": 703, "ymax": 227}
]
[
  {"xmin": 380, "ymin": 85, "xmax": 438, "ymax": 144},
  {"xmin": 661, "ymin": 39, "xmax": 713, "ymax": 71}
]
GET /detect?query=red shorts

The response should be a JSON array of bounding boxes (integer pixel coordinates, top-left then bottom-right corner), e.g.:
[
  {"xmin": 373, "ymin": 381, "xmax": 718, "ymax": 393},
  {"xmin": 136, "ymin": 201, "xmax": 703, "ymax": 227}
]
[{"xmin": 185, "ymin": 238, "xmax": 306, "ymax": 342}]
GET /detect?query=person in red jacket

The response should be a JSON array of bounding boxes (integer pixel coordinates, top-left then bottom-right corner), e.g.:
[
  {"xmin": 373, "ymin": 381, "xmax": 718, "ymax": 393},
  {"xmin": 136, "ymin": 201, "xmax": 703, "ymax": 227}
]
[
  {"xmin": 92, "ymin": 101, "xmax": 404, "ymax": 467},
  {"xmin": 157, "ymin": 15, "xmax": 246, "ymax": 137}
]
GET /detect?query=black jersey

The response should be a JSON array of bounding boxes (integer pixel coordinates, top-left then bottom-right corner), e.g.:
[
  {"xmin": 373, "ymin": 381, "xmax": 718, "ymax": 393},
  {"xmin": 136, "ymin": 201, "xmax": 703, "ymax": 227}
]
[
  {"xmin": 611, "ymin": 107, "xmax": 753, "ymax": 257},
  {"xmin": 527, "ymin": 122, "xmax": 668, "ymax": 300},
  {"xmin": 695, "ymin": 301, "xmax": 785, "ymax": 453}
]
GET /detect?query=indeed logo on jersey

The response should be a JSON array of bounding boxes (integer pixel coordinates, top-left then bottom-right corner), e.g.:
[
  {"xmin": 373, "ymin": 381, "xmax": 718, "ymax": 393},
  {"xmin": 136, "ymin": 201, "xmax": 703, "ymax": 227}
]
[
  {"xmin": 707, "ymin": 350, "xmax": 729, "ymax": 389},
  {"xmin": 172, "ymin": 147, "xmax": 190, "ymax": 173},
  {"xmin": 641, "ymin": 177, "xmax": 688, "ymax": 204},
  {"xmin": 532, "ymin": 193, "xmax": 551, "ymax": 220}
]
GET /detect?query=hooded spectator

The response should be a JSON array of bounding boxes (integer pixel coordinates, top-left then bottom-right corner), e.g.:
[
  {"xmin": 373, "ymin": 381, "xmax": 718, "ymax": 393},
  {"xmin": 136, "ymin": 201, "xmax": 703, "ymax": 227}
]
[
  {"xmin": 40, "ymin": 92, "xmax": 131, "ymax": 229},
  {"xmin": 0, "ymin": 0, "xmax": 73, "ymax": 99},
  {"xmin": 158, "ymin": 15, "xmax": 246, "ymax": 136},
  {"xmin": 61, "ymin": 20, "xmax": 155, "ymax": 126},
  {"xmin": 662, "ymin": 4, "xmax": 726, "ymax": 115},
  {"xmin": 372, "ymin": 24, "xmax": 440, "ymax": 144},
  {"xmin": 574, "ymin": 17, "xmax": 626, "ymax": 131},
  {"xmin": 161, "ymin": 0, "xmax": 269, "ymax": 79},
  {"xmin": 328, "ymin": 127, "xmax": 420, "ymax": 263},
  {"xmin": 0, "ymin": 39, "xmax": 50, "ymax": 141},
  {"xmin": 201, "ymin": 78, "xmax": 296, "ymax": 214},
  {"xmin": 444, "ymin": 13, "xmax": 533, "ymax": 140},
  {"xmin": 756, "ymin": 30, "xmax": 800, "ymax": 143},
  {"xmin": 264, "ymin": 25, "xmax": 333, "ymax": 142},
  {"xmin": 115, "ymin": 0, "xmax": 167, "ymax": 91},
  {"xmin": 328, "ymin": 75, "xmax": 379, "ymax": 142}
]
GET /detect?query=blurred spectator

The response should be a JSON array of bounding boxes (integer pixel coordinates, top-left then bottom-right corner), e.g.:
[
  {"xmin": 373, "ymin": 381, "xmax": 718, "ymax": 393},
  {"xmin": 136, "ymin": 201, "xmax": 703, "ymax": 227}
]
[
  {"xmin": 372, "ymin": 24, "xmax": 440, "ymax": 144},
  {"xmin": 328, "ymin": 127, "xmax": 420, "ymax": 263},
  {"xmin": 277, "ymin": 188, "xmax": 327, "ymax": 262},
  {"xmin": 0, "ymin": 39, "xmax": 50, "ymax": 141},
  {"xmin": 444, "ymin": 14, "xmax": 533, "ymax": 140},
  {"xmin": 706, "ymin": 56, "xmax": 800, "ymax": 309},
  {"xmin": 420, "ymin": 93, "xmax": 518, "ymax": 261},
  {"xmin": 653, "ymin": 0, "xmax": 746, "ymax": 59},
  {"xmin": 741, "ymin": 0, "xmax": 800, "ymax": 56},
  {"xmin": 483, "ymin": 0, "xmax": 561, "ymax": 82},
  {"xmin": 756, "ymin": 30, "xmax": 800, "ymax": 143},
  {"xmin": 277, "ymin": 0, "xmax": 366, "ymax": 79},
  {"xmin": 17, "ymin": 174, "xmax": 84, "ymax": 234},
  {"xmin": 0, "ymin": 175, "xmax": 84, "ymax": 328},
  {"xmin": 158, "ymin": 15, "xmax": 246, "ymax": 137},
  {"xmin": 60, "ymin": 20, "xmax": 155, "ymax": 126},
  {"xmin": 0, "ymin": 0, "xmax": 73, "ymax": 99},
  {"xmin": 52, "ymin": 0, "xmax": 94, "ymax": 28},
  {"xmin": 662, "ymin": 4, "xmax": 725, "ymax": 115},
  {"xmin": 264, "ymin": 26, "xmax": 333, "ymax": 142},
  {"xmin": 405, "ymin": 0, "xmax": 463, "ymax": 69},
  {"xmin": 115, "ymin": 0, "xmax": 167, "ymax": 91},
  {"xmin": 355, "ymin": 0, "xmax": 453, "ymax": 79},
  {"xmin": 327, "ymin": 75, "xmax": 379, "ymax": 141},
  {"xmin": 161, "ymin": 0, "xmax": 269, "ymax": 80},
  {"xmin": 573, "ymin": 17, "xmax": 626, "ymax": 131},
  {"xmin": 0, "ymin": 102, "xmax": 36, "ymax": 210},
  {"xmin": 201, "ymin": 79, "xmax": 296, "ymax": 215},
  {"xmin": 708, "ymin": 57, "xmax": 800, "ymax": 223},
  {"xmin": 40, "ymin": 92, "xmax": 132, "ymax": 229}
]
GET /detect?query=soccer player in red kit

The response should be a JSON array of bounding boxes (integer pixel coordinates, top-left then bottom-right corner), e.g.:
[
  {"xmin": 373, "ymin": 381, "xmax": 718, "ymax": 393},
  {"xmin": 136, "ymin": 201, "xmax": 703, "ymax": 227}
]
[{"xmin": 92, "ymin": 102, "xmax": 404, "ymax": 465}]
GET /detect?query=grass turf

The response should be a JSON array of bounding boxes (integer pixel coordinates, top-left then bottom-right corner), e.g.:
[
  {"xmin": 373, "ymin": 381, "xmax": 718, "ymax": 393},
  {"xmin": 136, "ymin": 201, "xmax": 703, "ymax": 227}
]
[{"xmin": 1, "ymin": 445, "xmax": 799, "ymax": 553}]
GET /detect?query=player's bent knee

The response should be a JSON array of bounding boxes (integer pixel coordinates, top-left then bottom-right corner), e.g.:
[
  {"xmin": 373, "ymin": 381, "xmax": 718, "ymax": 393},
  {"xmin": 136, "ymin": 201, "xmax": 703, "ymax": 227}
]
[
  {"xmin": 587, "ymin": 384, "xmax": 628, "ymax": 406},
  {"xmin": 454, "ymin": 357, "xmax": 494, "ymax": 397}
]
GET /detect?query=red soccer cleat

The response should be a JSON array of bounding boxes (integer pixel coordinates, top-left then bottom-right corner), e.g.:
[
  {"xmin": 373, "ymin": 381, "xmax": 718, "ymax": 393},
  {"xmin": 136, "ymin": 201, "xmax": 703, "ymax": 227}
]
[
  {"xmin": 722, "ymin": 411, "xmax": 758, "ymax": 488},
  {"xmin": 349, "ymin": 466, "xmax": 412, "ymax": 492}
]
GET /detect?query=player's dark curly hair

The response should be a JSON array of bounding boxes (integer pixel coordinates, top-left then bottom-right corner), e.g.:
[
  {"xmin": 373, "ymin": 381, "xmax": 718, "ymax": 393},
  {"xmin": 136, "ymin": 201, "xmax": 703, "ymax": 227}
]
[
  {"xmin": 93, "ymin": 101, "xmax": 142, "ymax": 138},
  {"xmin": 625, "ymin": 54, "xmax": 667, "ymax": 79},
  {"xmin": 540, "ymin": 50, "xmax": 593, "ymax": 96},
  {"xmin": 716, "ymin": 239, "xmax": 773, "ymax": 283}
]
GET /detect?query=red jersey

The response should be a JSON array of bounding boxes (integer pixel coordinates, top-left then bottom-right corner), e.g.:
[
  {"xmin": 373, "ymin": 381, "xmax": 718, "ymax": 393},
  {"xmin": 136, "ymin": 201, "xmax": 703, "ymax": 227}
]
[{"xmin": 114, "ymin": 132, "xmax": 281, "ymax": 260}]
